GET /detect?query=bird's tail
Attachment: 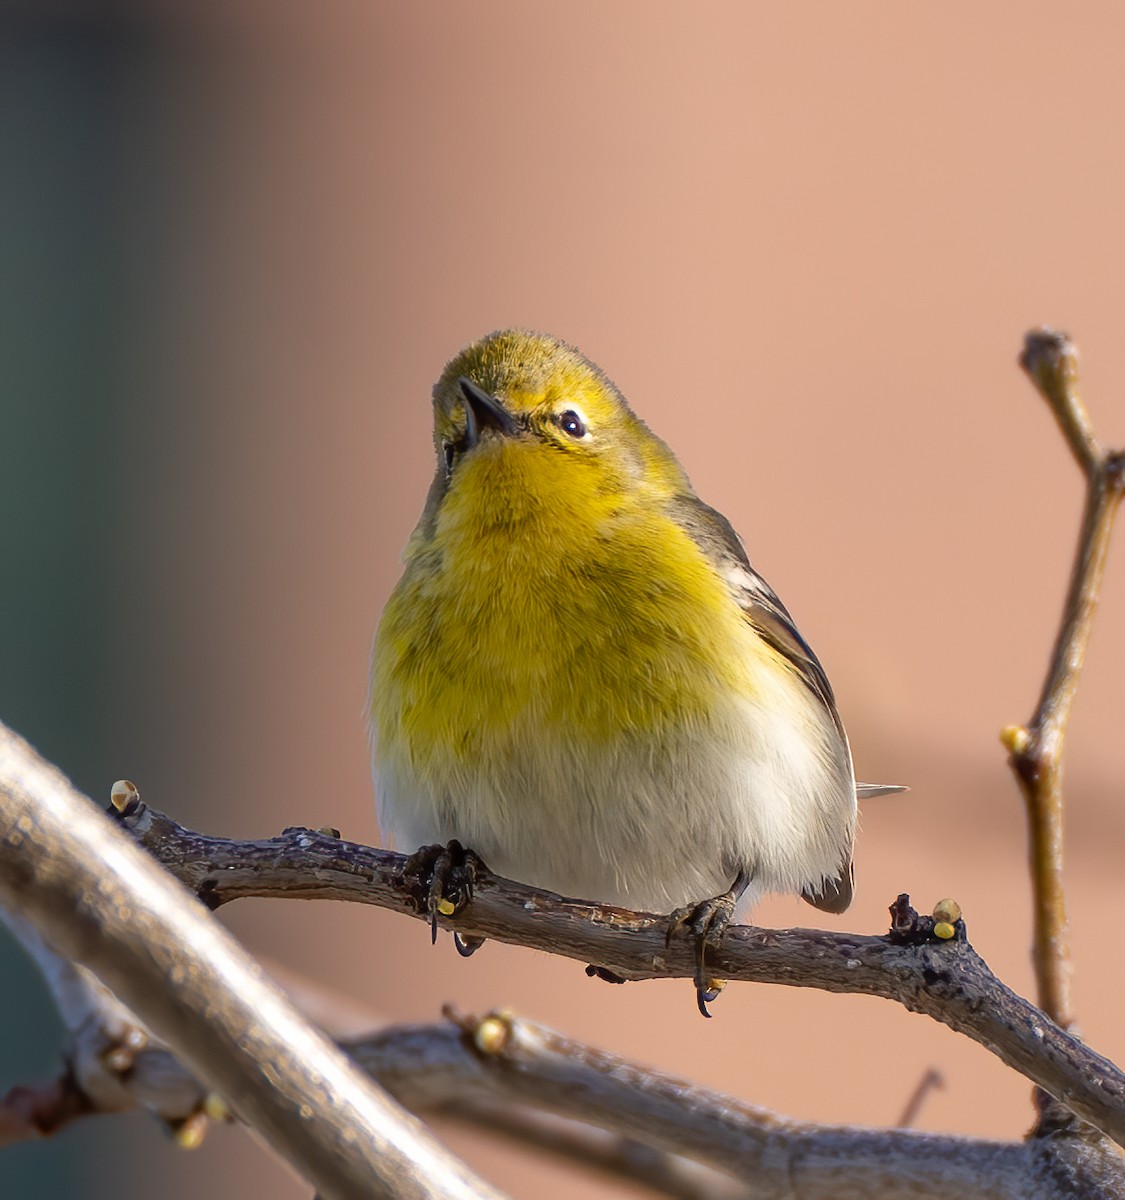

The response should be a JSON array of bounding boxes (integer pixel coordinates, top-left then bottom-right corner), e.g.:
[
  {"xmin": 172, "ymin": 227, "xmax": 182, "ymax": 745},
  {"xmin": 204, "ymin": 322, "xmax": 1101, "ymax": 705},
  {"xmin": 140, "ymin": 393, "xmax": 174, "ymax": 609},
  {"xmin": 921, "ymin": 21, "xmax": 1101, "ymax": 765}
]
[{"xmin": 856, "ymin": 782, "xmax": 909, "ymax": 799}]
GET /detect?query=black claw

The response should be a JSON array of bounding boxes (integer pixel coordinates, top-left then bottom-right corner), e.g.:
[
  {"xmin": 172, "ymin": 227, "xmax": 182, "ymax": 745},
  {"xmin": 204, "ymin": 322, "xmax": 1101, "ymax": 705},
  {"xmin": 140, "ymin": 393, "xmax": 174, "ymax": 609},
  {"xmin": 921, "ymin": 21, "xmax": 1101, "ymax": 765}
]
[
  {"xmin": 696, "ymin": 977, "xmax": 725, "ymax": 1017},
  {"xmin": 668, "ymin": 868, "xmax": 751, "ymax": 1016},
  {"xmin": 454, "ymin": 933, "xmax": 485, "ymax": 957},
  {"xmin": 403, "ymin": 840, "xmax": 486, "ymax": 951}
]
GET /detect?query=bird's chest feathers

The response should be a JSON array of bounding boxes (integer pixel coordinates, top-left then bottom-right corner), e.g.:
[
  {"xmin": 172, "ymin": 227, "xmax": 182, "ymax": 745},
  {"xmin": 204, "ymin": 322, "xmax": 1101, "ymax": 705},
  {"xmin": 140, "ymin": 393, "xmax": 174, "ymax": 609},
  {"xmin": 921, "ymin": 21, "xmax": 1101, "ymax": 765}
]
[{"xmin": 377, "ymin": 447, "xmax": 759, "ymax": 756}]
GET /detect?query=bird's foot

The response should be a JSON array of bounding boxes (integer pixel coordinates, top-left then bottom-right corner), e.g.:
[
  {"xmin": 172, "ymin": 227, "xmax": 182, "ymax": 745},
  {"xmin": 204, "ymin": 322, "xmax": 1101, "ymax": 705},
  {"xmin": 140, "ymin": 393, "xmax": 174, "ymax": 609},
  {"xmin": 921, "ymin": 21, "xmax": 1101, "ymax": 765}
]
[
  {"xmin": 666, "ymin": 869, "xmax": 751, "ymax": 1017},
  {"xmin": 402, "ymin": 840, "xmax": 485, "ymax": 951}
]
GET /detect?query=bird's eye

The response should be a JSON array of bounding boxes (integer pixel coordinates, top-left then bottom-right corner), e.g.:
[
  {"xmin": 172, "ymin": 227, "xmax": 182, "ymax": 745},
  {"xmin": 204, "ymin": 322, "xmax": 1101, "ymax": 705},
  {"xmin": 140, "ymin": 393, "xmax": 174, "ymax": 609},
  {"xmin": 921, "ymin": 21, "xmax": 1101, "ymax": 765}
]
[{"xmin": 556, "ymin": 410, "xmax": 587, "ymax": 439}]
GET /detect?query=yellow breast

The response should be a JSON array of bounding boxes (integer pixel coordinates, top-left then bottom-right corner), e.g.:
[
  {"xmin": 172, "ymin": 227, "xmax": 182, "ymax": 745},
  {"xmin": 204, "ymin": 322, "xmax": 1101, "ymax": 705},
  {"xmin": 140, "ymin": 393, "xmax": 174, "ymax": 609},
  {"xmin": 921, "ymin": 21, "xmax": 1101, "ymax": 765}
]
[{"xmin": 370, "ymin": 437, "xmax": 776, "ymax": 776}]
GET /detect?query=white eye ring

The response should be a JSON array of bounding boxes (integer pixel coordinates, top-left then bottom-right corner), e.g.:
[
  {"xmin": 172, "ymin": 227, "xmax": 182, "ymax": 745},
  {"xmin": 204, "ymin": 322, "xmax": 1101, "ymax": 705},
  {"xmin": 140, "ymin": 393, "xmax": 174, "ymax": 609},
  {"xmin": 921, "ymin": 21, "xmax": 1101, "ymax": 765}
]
[{"xmin": 555, "ymin": 407, "xmax": 589, "ymax": 439}]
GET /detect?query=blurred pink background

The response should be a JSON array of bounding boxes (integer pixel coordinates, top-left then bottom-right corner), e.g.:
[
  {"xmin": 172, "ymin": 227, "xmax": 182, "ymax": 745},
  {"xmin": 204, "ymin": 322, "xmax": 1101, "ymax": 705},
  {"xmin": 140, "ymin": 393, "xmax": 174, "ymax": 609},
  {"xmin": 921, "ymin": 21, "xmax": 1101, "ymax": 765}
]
[{"xmin": 7, "ymin": 3, "xmax": 1125, "ymax": 1195}]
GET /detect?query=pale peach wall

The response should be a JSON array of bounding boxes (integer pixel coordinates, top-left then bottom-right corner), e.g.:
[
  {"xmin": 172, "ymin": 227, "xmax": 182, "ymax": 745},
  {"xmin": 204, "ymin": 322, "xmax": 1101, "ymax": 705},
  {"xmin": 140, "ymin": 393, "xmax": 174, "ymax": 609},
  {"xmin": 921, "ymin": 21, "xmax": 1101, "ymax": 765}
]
[{"xmin": 97, "ymin": 4, "xmax": 1125, "ymax": 1194}]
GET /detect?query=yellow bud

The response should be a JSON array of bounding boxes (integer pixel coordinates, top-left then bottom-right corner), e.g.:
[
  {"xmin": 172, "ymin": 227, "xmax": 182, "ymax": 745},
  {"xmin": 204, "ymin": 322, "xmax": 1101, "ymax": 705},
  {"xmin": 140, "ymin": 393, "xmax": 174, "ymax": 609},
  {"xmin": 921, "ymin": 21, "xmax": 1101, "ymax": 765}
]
[
  {"xmin": 933, "ymin": 897, "xmax": 962, "ymax": 924},
  {"xmin": 202, "ymin": 1092, "xmax": 232, "ymax": 1122},
  {"xmin": 999, "ymin": 725, "xmax": 1030, "ymax": 755},
  {"xmin": 110, "ymin": 779, "xmax": 139, "ymax": 812},
  {"xmin": 933, "ymin": 921, "xmax": 955, "ymax": 940},
  {"xmin": 436, "ymin": 897, "xmax": 456, "ymax": 916},
  {"xmin": 173, "ymin": 1113, "xmax": 208, "ymax": 1150},
  {"xmin": 473, "ymin": 1015, "xmax": 510, "ymax": 1055},
  {"xmin": 314, "ymin": 826, "xmax": 341, "ymax": 839}
]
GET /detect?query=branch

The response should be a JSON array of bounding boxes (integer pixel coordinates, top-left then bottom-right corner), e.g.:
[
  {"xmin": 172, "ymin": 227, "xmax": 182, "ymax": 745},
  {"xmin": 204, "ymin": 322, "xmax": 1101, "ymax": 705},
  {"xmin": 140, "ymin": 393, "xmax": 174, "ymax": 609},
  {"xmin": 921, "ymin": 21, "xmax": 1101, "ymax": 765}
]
[
  {"xmin": 448, "ymin": 1106, "xmax": 750, "ymax": 1200},
  {"xmin": 6, "ymin": 774, "xmax": 1122, "ymax": 1197},
  {"xmin": 362, "ymin": 1012, "xmax": 1040, "ymax": 1200},
  {"xmin": 109, "ymin": 800, "xmax": 1125, "ymax": 1150},
  {"xmin": 0, "ymin": 907, "xmax": 201, "ymax": 1144},
  {"xmin": 1003, "ymin": 329, "xmax": 1125, "ymax": 1030},
  {"xmin": 0, "ymin": 722, "xmax": 504, "ymax": 1200}
]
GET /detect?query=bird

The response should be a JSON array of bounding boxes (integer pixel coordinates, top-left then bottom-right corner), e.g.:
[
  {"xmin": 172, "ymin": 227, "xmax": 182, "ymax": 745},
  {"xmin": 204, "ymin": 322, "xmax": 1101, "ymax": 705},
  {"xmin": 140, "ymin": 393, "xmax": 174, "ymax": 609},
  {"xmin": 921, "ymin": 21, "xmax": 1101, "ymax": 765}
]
[{"xmin": 369, "ymin": 329, "xmax": 903, "ymax": 1012}]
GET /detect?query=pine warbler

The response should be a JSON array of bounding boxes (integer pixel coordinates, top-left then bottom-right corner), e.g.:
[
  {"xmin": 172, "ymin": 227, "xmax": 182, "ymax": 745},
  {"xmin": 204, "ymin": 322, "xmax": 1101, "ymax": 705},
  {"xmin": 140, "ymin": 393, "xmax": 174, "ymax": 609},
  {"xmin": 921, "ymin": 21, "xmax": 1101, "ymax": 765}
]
[{"xmin": 370, "ymin": 330, "xmax": 902, "ymax": 1010}]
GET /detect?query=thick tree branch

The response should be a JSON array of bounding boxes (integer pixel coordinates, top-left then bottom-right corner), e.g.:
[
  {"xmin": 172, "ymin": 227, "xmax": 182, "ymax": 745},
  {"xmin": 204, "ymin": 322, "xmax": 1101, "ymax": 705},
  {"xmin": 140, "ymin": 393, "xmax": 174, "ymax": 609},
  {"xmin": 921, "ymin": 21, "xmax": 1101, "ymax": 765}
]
[
  {"xmin": 108, "ymin": 799, "xmax": 1125, "ymax": 1150},
  {"xmin": 361, "ymin": 1012, "xmax": 1043, "ymax": 1200},
  {"xmin": 1004, "ymin": 329, "xmax": 1125, "ymax": 1031},
  {"xmin": 0, "ymin": 722, "xmax": 504, "ymax": 1200}
]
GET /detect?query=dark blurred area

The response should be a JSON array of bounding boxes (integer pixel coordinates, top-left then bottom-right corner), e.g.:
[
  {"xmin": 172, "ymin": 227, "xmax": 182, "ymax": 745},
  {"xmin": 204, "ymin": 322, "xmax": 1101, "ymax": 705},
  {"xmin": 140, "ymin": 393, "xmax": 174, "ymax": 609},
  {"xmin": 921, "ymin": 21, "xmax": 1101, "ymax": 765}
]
[
  {"xmin": 3, "ymin": 3, "xmax": 1125, "ymax": 1197},
  {"xmin": 1, "ymin": 8, "xmax": 140, "ymax": 1195}
]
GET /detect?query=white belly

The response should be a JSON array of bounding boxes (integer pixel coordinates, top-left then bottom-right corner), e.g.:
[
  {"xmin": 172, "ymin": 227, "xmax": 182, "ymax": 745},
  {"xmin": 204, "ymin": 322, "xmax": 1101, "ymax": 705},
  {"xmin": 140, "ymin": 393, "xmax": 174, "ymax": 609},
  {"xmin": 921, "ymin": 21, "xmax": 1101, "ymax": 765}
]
[{"xmin": 375, "ymin": 668, "xmax": 856, "ymax": 914}]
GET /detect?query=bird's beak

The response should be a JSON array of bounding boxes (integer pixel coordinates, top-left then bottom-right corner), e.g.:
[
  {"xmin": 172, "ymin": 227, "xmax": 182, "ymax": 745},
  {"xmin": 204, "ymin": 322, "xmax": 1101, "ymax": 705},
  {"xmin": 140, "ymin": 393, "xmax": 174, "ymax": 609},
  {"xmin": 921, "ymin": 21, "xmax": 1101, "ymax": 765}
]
[{"xmin": 458, "ymin": 377, "xmax": 520, "ymax": 448}]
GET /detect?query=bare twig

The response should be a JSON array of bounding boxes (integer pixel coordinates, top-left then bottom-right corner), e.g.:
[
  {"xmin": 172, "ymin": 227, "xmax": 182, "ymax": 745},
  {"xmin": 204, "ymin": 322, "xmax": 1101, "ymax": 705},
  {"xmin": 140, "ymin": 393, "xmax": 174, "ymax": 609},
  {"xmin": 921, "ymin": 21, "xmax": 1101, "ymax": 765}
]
[
  {"xmin": 0, "ymin": 722, "xmax": 505, "ymax": 1200},
  {"xmin": 0, "ymin": 1075, "xmax": 94, "ymax": 1144},
  {"xmin": 108, "ymin": 801, "xmax": 1125, "ymax": 1149},
  {"xmin": 0, "ymin": 906, "xmax": 208, "ymax": 1140},
  {"xmin": 356, "ymin": 1011, "xmax": 1123, "ymax": 1200},
  {"xmin": 896, "ymin": 1069, "xmax": 944, "ymax": 1130},
  {"xmin": 1005, "ymin": 329, "xmax": 1125, "ymax": 1031}
]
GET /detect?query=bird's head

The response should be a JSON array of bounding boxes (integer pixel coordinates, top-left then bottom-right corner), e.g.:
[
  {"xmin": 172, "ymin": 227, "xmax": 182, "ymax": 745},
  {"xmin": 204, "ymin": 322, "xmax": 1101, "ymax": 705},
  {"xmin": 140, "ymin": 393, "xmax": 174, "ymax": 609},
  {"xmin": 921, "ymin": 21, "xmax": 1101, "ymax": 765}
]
[{"xmin": 426, "ymin": 330, "xmax": 689, "ymax": 524}]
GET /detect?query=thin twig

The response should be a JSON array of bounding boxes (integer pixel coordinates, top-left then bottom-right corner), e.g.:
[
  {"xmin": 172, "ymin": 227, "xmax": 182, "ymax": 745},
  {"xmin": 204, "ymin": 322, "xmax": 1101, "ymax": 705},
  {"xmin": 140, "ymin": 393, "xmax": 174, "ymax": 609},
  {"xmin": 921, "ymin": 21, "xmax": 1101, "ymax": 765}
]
[
  {"xmin": 109, "ymin": 801, "xmax": 1125, "ymax": 1149},
  {"xmin": 896, "ymin": 1069, "xmax": 944, "ymax": 1130},
  {"xmin": 0, "ymin": 907, "xmax": 209, "ymax": 1134},
  {"xmin": 1005, "ymin": 329, "xmax": 1125, "ymax": 1031},
  {"xmin": 0, "ymin": 1076, "xmax": 93, "ymax": 1144}
]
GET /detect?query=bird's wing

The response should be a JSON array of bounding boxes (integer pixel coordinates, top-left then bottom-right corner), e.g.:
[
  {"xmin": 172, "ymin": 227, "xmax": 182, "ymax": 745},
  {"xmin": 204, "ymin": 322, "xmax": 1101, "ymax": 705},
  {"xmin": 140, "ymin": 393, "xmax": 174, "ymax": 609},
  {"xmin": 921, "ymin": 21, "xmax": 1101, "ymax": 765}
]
[
  {"xmin": 666, "ymin": 495, "xmax": 843, "ymax": 736},
  {"xmin": 667, "ymin": 494, "xmax": 855, "ymax": 914}
]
